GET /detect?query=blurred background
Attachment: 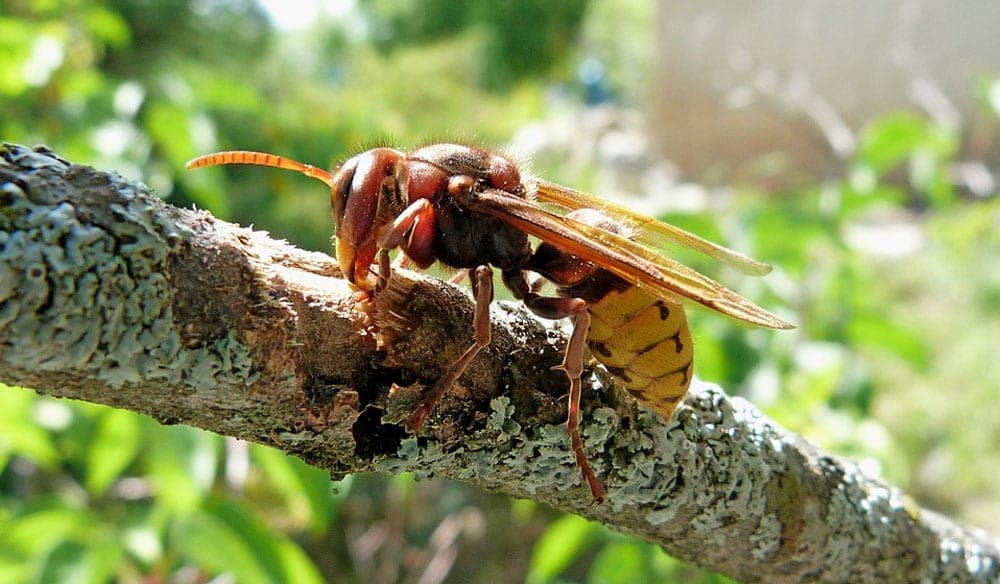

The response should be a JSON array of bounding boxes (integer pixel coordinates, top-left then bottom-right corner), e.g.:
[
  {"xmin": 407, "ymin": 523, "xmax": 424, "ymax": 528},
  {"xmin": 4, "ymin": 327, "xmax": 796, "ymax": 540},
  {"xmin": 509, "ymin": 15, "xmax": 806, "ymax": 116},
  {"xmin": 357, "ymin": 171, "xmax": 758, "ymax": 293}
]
[{"xmin": 1, "ymin": 1, "xmax": 998, "ymax": 582}]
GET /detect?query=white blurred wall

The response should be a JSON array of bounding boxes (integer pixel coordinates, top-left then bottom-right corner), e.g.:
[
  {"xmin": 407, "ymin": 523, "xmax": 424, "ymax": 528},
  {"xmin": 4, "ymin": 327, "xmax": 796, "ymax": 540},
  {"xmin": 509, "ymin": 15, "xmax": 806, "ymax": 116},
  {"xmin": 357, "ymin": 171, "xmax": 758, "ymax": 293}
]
[{"xmin": 650, "ymin": 1, "xmax": 1000, "ymax": 182}]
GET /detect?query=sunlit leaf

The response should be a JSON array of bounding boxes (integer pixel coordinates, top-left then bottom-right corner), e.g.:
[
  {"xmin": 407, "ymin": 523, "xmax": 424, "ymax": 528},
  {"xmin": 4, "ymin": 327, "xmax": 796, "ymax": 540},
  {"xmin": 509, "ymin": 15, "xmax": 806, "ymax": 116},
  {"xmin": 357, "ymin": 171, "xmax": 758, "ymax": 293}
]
[
  {"xmin": 172, "ymin": 499, "xmax": 323, "ymax": 583},
  {"xmin": 855, "ymin": 112, "xmax": 929, "ymax": 174},
  {"xmin": 2, "ymin": 507, "xmax": 89, "ymax": 557},
  {"xmin": 251, "ymin": 445, "xmax": 340, "ymax": 533},
  {"xmin": 587, "ymin": 541, "xmax": 648, "ymax": 583},
  {"xmin": 527, "ymin": 514, "xmax": 602, "ymax": 583},
  {"xmin": 85, "ymin": 408, "xmax": 142, "ymax": 495},
  {"xmin": 0, "ymin": 18, "xmax": 35, "ymax": 95},
  {"xmin": 37, "ymin": 540, "xmax": 88, "ymax": 584},
  {"xmin": 840, "ymin": 179, "xmax": 906, "ymax": 216},
  {"xmin": 0, "ymin": 550, "xmax": 31, "ymax": 584},
  {"xmin": 145, "ymin": 425, "xmax": 220, "ymax": 512},
  {"xmin": 192, "ymin": 75, "xmax": 262, "ymax": 112},
  {"xmin": 37, "ymin": 537, "xmax": 123, "ymax": 584},
  {"xmin": 0, "ymin": 388, "xmax": 59, "ymax": 468},
  {"xmin": 847, "ymin": 317, "xmax": 930, "ymax": 370},
  {"xmin": 688, "ymin": 321, "xmax": 728, "ymax": 384},
  {"xmin": 83, "ymin": 6, "xmax": 132, "ymax": 49},
  {"xmin": 749, "ymin": 206, "xmax": 834, "ymax": 274},
  {"xmin": 146, "ymin": 100, "xmax": 230, "ymax": 214},
  {"xmin": 274, "ymin": 537, "xmax": 325, "ymax": 584},
  {"xmin": 171, "ymin": 509, "xmax": 274, "ymax": 584},
  {"xmin": 205, "ymin": 499, "xmax": 288, "ymax": 581}
]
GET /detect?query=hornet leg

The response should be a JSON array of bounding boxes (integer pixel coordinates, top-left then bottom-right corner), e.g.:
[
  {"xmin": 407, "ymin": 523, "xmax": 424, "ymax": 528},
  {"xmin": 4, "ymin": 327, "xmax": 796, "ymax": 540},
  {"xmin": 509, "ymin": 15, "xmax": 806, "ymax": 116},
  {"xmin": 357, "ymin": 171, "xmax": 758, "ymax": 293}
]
[
  {"xmin": 376, "ymin": 198, "xmax": 434, "ymax": 292},
  {"xmin": 504, "ymin": 270, "xmax": 607, "ymax": 504},
  {"xmin": 407, "ymin": 265, "xmax": 494, "ymax": 430}
]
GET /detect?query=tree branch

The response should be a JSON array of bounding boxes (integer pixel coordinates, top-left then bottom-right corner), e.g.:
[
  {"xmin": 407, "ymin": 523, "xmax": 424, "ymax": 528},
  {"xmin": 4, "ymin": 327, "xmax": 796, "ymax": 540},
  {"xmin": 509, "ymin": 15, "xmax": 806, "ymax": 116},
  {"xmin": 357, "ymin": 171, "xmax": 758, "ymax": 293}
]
[{"xmin": 1, "ymin": 143, "xmax": 997, "ymax": 582}]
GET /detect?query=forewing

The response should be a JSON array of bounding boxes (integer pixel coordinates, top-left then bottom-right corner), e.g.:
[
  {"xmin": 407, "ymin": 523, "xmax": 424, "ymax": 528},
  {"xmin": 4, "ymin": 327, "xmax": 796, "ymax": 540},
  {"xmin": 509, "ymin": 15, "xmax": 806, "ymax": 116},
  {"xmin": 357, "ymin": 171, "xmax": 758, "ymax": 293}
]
[
  {"xmin": 531, "ymin": 178, "xmax": 773, "ymax": 276},
  {"xmin": 470, "ymin": 189, "xmax": 794, "ymax": 330}
]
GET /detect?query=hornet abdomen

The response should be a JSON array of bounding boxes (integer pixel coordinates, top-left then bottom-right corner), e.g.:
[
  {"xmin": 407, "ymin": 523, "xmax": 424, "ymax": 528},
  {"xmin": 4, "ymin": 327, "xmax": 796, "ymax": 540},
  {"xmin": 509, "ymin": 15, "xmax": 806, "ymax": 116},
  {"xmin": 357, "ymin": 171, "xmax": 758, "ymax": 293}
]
[{"xmin": 586, "ymin": 285, "xmax": 693, "ymax": 420}]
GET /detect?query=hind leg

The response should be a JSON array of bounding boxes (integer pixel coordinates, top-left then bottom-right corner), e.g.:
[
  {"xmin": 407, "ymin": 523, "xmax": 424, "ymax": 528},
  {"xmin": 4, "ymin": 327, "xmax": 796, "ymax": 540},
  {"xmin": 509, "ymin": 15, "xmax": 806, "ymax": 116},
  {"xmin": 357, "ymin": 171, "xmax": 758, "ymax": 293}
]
[{"xmin": 503, "ymin": 269, "xmax": 607, "ymax": 504}]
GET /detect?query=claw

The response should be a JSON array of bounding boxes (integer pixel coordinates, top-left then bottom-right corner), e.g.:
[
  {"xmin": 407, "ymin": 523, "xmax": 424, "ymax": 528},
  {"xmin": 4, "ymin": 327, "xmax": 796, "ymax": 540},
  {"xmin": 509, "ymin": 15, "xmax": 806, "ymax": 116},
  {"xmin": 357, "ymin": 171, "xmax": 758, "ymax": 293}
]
[{"xmin": 406, "ymin": 402, "xmax": 434, "ymax": 432}]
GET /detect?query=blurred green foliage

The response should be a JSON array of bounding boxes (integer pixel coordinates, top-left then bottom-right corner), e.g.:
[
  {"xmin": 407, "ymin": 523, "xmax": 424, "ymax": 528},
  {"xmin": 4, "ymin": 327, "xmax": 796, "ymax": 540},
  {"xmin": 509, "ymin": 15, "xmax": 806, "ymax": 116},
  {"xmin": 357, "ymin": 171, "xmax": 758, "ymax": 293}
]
[
  {"xmin": 1, "ymin": 1, "xmax": 998, "ymax": 582},
  {"xmin": 366, "ymin": 0, "xmax": 588, "ymax": 89}
]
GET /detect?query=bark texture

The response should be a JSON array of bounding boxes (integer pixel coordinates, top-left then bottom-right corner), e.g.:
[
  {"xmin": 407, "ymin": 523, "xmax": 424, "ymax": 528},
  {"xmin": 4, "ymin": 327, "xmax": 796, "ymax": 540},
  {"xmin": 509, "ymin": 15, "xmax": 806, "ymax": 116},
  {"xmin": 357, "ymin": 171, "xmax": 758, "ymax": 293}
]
[{"xmin": 1, "ymin": 143, "xmax": 997, "ymax": 583}]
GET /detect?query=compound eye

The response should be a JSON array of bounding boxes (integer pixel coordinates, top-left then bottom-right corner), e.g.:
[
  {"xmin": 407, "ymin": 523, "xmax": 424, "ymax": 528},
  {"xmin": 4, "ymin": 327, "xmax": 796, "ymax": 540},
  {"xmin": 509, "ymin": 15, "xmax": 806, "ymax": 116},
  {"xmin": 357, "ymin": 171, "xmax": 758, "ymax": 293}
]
[{"xmin": 330, "ymin": 157, "xmax": 359, "ymax": 227}]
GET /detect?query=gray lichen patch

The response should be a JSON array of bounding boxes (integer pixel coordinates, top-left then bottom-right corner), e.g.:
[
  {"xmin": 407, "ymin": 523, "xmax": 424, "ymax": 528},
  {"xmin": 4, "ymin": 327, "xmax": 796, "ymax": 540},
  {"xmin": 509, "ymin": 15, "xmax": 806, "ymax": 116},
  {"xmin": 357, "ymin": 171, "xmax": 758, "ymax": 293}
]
[
  {"xmin": 375, "ymin": 381, "xmax": 761, "ymax": 509},
  {"xmin": 377, "ymin": 387, "xmax": 624, "ymax": 500},
  {"xmin": 487, "ymin": 396, "xmax": 521, "ymax": 436},
  {"xmin": 0, "ymin": 144, "xmax": 257, "ymax": 391},
  {"xmin": 379, "ymin": 379, "xmax": 802, "ymax": 550}
]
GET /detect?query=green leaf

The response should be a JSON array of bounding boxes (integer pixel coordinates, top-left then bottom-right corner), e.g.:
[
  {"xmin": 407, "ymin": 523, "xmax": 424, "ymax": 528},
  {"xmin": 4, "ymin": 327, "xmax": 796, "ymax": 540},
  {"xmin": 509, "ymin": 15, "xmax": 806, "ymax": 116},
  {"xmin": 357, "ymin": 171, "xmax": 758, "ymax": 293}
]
[
  {"xmin": 0, "ymin": 549, "xmax": 32, "ymax": 584},
  {"xmin": 172, "ymin": 500, "xmax": 322, "ymax": 584},
  {"xmin": 192, "ymin": 75, "xmax": 263, "ymax": 112},
  {"xmin": 0, "ymin": 389, "xmax": 59, "ymax": 468},
  {"xmin": 145, "ymin": 425, "xmax": 220, "ymax": 512},
  {"xmin": 853, "ymin": 111, "xmax": 959, "ymax": 207},
  {"xmin": 855, "ymin": 112, "xmax": 929, "ymax": 174},
  {"xmin": 847, "ymin": 317, "xmax": 930, "ymax": 369},
  {"xmin": 85, "ymin": 538, "xmax": 125, "ymax": 584},
  {"xmin": 83, "ymin": 6, "xmax": 131, "ymax": 49},
  {"xmin": 687, "ymin": 322, "xmax": 728, "ymax": 384},
  {"xmin": 251, "ymin": 445, "xmax": 340, "ymax": 533},
  {"xmin": 37, "ymin": 540, "xmax": 88, "ymax": 584},
  {"xmin": 840, "ymin": 175, "xmax": 906, "ymax": 216},
  {"xmin": 654, "ymin": 212, "xmax": 726, "ymax": 270},
  {"xmin": 146, "ymin": 100, "xmax": 230, "ymax": 215},
  {"xmin": 749, "ymin": 206, "xmax": 834, "ymax": 275},
  {"xmin": 85, "ymin": 408, "xmax": 142, "ymax": 495},
  {"xmin": 275, "ymin": 537, "xmax": 325, "ymax": 584},
  {"xmin": 527, "ymin": 514, "xmax": 602, "ymax": 583},
  {"xmin": 587, "ymin": 541, "xmax": 647, "ymax": 584},
  {"xmin": 910, "ymin": 144, "xmax": 956, "ymax": 208},
  {"xmin": 0, "ymin": 18, "xmax": 36, "ymax": 96},
  {"xmin": 37, "ymin": 538, "xmax": 123, "ymax": 584},
  {"xmin": 172, "ymin": 509, "xmax": 274, "ymax": 584},
  {"xmin": 2, "ymin": 507, "xmax": 88, "ymax": 557},
  {"xmin": 205, "ymin": 499, "xmax": 287, "ymax": 581}
]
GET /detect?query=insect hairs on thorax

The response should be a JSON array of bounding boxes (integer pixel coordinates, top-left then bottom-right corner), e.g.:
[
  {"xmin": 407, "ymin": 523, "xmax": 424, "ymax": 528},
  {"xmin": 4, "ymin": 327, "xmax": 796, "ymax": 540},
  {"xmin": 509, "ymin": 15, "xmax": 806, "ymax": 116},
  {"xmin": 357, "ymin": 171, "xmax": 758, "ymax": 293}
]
[{"xmin": 410, "ymin": 144, "xmax": 532, "ymax": 272}]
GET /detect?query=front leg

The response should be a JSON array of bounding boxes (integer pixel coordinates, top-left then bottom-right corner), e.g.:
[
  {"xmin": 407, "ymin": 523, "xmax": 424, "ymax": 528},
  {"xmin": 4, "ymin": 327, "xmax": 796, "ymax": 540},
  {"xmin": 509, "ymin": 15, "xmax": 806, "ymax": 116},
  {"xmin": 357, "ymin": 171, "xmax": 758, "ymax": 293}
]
[
  {"xmin": 376, "ymin": 198, "xmax": 435, "ymax": 292},
  {"xmin": 407, "ymin": 265, "xmax": 494, "ymax": 431}
]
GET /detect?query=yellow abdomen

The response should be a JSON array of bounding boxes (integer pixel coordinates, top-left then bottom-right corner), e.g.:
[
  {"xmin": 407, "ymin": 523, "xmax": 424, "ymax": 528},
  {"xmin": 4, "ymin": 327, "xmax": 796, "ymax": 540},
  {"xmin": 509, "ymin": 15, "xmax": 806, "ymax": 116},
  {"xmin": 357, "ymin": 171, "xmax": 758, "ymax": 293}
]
[{"xmin": 586, "ymin": 285, "xmax": 693, "ymax": 421}]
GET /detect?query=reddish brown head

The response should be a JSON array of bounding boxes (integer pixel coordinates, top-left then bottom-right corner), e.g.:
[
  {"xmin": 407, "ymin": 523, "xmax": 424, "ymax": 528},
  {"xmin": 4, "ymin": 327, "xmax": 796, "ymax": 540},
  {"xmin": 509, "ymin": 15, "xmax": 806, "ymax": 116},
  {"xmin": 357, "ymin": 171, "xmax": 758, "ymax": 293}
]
[
  {"xmin": 185, "ymin": 148, "xmax": 407, "ymax": 290},
  {"xmin": 327, "ymin": 148, "xmax": 406, "ymax": 288}
]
